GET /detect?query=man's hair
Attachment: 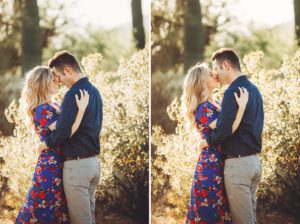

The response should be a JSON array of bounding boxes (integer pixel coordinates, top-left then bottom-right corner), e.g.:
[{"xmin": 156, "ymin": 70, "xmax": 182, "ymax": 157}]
[
  {"xmin": 211, "ymin": 48, "xmax": 241, "ymax": 71},
  {"xmin": 48, "ymin": 50, "xmax": 82, "ymax": 73}
]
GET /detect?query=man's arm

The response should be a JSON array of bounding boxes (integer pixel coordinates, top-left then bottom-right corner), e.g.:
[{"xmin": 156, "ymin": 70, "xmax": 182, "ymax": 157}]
[
  {"xmin": 206, "ymin": 89, "xmax": 238, "ymax": 145},
  {"xmin": 45, "ymin": 91, "xmax": 78, "ymax": 148}
]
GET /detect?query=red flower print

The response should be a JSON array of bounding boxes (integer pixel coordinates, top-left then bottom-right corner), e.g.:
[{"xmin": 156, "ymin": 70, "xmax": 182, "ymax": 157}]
[
  {"xmin": 202, "ymin": 107, "xmax": 208, "ymax": 112},
  {"xmin": 41, "ymin": 108, "xmax": 48, "ymax": 115},
  {"xmin": 55, "ymin": 192, "xmax": 61, "ymax": 200},
  {"xmin": 36, "ymin": 167, "xmax": 41, "ymax": 175},
  {"xmin": 30, "ymin": 190, "xmax": 36, "ymax": 199},
  {"xmin": 39, "ymin": 190, "xmax": 46, "ymax": 200},
  {"xmin": 199, "ymin": 221, "xmax": 207, "ymax": 224},
  {"xmin": 200, "ymin": 188, "xmax": 208, "ymax": 198},
  {"xmin": 197, "ymin": 165, "xmax": 202, "ymax": 172},
  {"xmin": 40, "ymin": 117, "xmax": 48, "ymax": 127},
  {"xmin": 200, "ymin": 116, "xmax": 208, "ymax": 124},
  {"xmin": 34, "ymin": 201, "xmax": 39, "ymax": 208},
  {"xmin": 37, "ymin": 176, "xmax": 42, "ymax": 182},
  {"xmin": 29, "ymin": 206, "xmax": 34, "ymax": 213},
  {"xmin": 193, "ymin": 204, "xmax": 197, "ymax": 212}
]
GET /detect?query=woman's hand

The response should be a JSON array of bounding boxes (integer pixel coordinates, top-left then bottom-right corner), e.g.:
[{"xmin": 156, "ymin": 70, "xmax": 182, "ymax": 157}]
[
  {"xmin": 37, "ymin": 142, "xmax": 47, "ymax": 154},
  {"xmin": 75, "ymin": 89, "xmax": 89, "ymax": 112},
  {"xmin": 234, "ymin": 87, "xmax": 249, "ymax": 109}
]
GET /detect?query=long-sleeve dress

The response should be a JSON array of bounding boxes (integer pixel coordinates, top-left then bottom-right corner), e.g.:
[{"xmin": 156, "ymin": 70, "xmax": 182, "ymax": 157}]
[
  {"xmin": 186, "ymin": 101, "xmax": 232, "ymax": 224},
  {"xmin": 15, "ymin": 103, "xmax": 70, "ymax": 224}
]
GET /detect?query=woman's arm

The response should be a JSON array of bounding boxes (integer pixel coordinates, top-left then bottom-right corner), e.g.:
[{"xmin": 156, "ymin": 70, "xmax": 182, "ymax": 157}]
[
  {"xmin": 38, "ymin": 89, "xmax": 89, "ymax": 153},
  {"xmin": 48, "ymin": 89, "xmax": 89, "ymax": 137},
  {"xmin": 199, "ymin": 87, "xmax": 249, "ymax": 149},
  {"xmin": 232, "ymin": 87, "xmax": 248, "ymax": 133}
]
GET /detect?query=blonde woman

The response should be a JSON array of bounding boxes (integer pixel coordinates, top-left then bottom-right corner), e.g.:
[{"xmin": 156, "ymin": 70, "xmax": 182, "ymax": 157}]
[
  {"xmin": 182, "ymin": 63, "xmax": 248, "ymax": 224},
  {"xmin": 16, "ymin": 66, "xmax": 89, "ymax": 224}
]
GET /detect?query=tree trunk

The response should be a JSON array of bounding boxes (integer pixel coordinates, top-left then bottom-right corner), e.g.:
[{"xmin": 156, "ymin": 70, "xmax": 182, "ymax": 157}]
[
  {"xmin": 184, "ymin": 0, "xmax": 204, "ymax": 72},
  {"xmin": 131, "ymin": 0, "xmax": 145, "ymax": 49},
  {"xmin": 21, "ymin": 0, "xmax": 42, "ymax": 74},
  {"xmin": 294, "ymin": 0, "xmax": 300, "ymax": 46}
]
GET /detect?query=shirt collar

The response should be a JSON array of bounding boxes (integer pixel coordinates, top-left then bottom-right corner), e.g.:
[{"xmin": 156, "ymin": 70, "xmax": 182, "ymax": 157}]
[
  {"xmin": 229, "ymin": 75, "xmax": 247, "ymax": 87},
  {"xmin": 70, "ymin": 77, "xmax": 88, "ymax": 90}
]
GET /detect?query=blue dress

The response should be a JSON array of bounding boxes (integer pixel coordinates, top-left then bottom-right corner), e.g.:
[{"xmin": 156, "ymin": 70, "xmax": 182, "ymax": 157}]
[
  {"xmin": 186, "ymin": 101, "xmax": 232, "ymax": 224},
  {"xmin": 15, "ymin": 103, "xmax": 70, "ymax": 224}
]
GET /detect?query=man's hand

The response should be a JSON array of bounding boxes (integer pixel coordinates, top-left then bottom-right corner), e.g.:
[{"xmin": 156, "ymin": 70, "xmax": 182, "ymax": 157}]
[
  {"xmin": 199, "ymin": 139, "xmax": 209, "ymax": 150},
  {"xmin": 37, "ymin": 142, "xmax": 48, "ymax": 154}
]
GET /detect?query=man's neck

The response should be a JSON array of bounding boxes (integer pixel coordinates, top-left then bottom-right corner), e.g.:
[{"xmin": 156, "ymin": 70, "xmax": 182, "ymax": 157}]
[
  {"xmin": 68, "ymin": 73, "xmax": 86, "ymax": 88},
  {"xmin": 227, "ymin": 71, "xmax": 243, "ymax": 86}
]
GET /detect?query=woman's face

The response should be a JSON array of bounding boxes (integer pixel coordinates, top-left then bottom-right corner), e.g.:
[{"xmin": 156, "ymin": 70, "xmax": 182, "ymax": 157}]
[
  {"xmin": 49, "ymin": 75, "xmax": 59, "ymax": 95},
  {"xmin": 206, "ymin": 68, "xmax": 219, "ymax": 91}
]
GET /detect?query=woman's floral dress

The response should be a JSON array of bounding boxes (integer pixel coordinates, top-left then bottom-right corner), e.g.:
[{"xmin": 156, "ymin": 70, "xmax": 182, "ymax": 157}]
[
  {"xmin": 15, "ymin": 103, "xmax": 70, "ymax": 224},
  {"xmin": 186, "ymin": 101, "xmax": 232, "ymax": 224}
]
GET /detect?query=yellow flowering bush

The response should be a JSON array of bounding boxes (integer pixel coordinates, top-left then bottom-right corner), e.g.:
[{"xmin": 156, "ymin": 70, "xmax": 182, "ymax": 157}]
[
  {"xmin": 0, "ymin": 45, "xmax": 149, "ymax": 221},
  {"xmin": 152, "ymin": 49, "xmax": 300, "ymax": 220}
]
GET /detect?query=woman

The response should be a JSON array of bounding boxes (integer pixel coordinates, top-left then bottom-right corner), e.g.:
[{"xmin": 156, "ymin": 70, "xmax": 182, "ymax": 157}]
[
  {"xmin": 182, "ymin": 63, "xmax": 248, "ymax": 224},
  {"xmin": 15, "ymin": 66, "xmax": 89, "ymax": 224}
]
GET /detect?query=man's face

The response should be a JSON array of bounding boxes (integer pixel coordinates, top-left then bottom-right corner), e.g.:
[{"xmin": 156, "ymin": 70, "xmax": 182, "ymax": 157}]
[
  {"xmin": 212, "ymin": 59, "xmax": 228, "ymax": 85},
  {"xmin": 51, "ymin": 66, "xmax": 69, "ymax": 86}
]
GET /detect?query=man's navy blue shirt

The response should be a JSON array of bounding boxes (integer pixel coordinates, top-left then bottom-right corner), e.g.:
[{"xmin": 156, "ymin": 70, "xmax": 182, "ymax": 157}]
[
  {"xmin": 206, "ymin": 75, "xmax": 264, "ymax": 156},
  {"xmin": 45, "ymin": 77, "xmax": 103, "ymax": 157}
]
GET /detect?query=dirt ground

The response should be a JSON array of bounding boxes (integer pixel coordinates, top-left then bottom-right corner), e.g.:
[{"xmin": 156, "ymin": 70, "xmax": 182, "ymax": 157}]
[
  {"xmin": 0, "ymin": 203, "xmax": 143, "ymax": 224},
  {"xmin": 151, "ymin": 202, "xmax": 299, "ymax": 224}
]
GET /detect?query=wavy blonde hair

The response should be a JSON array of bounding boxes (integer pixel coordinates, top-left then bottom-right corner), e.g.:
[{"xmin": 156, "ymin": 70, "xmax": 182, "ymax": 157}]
[
  {"xmin": 181, "ymin": 63, "xmax": 210, "ymax": 130},
  {"xmin": 20, "ymin": 66, "xmax": 53, "ymax": 127}
]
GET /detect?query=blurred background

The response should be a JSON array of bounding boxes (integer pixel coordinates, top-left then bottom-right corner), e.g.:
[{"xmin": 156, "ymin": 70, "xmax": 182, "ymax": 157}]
[
  {"xmin": 151, "ymin": 0, "xmax": 300, "ymax": 223},
  {"xmin": 0, "ymin": 0, "xmax": 149, "ymax": 136},
  {"xmin": 0, "ymin": 0, "xmax": 149, "ymax": 223}
]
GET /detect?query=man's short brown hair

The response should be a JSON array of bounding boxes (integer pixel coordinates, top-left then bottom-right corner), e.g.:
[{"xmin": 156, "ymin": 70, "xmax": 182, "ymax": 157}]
[
  {"xmin": 48, "ymin": 50, "xmax": 82, "ymax": 73},
  {"xmin": 211, "ymin": 48, "xmax": 241, "ymax": 71}
]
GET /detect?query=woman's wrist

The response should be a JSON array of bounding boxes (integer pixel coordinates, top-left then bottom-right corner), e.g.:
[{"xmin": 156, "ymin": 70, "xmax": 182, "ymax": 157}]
[{"xmin": 78, "ymin": 108, "xmax": 86, "ymax": 113}]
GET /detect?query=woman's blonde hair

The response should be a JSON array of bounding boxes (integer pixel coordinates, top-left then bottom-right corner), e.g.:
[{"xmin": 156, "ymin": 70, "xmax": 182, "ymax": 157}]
[
  {"xmin": 181, "ymin": 63, "xmax": 210, "ymax": 130},
  {"xmin": 20, "ymin": 66, "xmax": 53, "ymax": 127}
]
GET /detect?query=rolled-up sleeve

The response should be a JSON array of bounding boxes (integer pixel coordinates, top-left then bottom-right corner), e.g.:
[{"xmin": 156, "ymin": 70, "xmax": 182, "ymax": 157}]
[
  {"xmin": 206, "ymin": 89, "xmax": 238, "ymax": 145},
  {"xmin": 45, "ymin": 91, "xmax": 78, "ymax": 148}
]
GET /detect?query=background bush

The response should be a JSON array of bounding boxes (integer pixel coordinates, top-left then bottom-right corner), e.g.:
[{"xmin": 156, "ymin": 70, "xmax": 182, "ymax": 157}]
[
  {"xmin": 0, "ymin": 45, "xmax": 149, "ymax": 222},
  {"xmin": 151, "ymin": 49, "xmax": 300, "ymax": 222}
]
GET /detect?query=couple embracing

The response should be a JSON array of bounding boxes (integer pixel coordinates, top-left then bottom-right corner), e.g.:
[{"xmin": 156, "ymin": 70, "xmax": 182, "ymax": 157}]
[
  {"xmin": 16, "ymin": 51, "xmax": 102, "ymax": 224},
  {"xmin": 183, "ymin": 48, "xmax": 264, "ymax": 224}
]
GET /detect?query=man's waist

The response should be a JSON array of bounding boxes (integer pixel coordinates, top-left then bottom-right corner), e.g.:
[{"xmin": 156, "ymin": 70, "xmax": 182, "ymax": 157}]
[
  {"xmin": 226, "ymin": 151, "xmax": 259, "ymax": 159},
  {"xmin": 65, "ymin": 153, "xmax": 98, "ymax": 161}
]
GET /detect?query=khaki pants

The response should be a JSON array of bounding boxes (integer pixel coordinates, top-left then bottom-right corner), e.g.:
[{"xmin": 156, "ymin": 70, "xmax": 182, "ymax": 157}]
[
  {"xmin": 63, "ymin": 157, "xmax": 100, "ymax": 224},
  {"xmin": 224, "ymin": 154, "xmax": 262, "ymax": 224}
]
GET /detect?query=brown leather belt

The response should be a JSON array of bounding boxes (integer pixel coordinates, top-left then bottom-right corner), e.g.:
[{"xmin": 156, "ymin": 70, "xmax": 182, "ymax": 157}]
[
  {"xmin": 226, "ymin": 152, "xmax": 258, "ymax": 159},
  {"xmin": 65, "ymin": 154, "xmax": 96, "ymax": 161}
]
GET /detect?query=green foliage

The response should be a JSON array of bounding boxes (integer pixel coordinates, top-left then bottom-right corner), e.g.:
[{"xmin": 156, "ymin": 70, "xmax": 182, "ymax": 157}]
[
  {"xmin": 0, "ymin": 46, "xmax": 149, "ymax": 221},
  {"xmin": 205, "ymin": 24, "xmax": 297, "ymax": 69},
  {"xmin": 152, "ymin": 50, "xmax": 300, "ymax": 221}
]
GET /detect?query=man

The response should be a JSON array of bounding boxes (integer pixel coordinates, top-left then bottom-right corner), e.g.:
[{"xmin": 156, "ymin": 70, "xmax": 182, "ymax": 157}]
[
  {"xmin": 200, "ymin": 48, "xmax": 264, "ymax": 224},
  {"xmin": 40, "ymin": 51, "xmax": 103, "ymax": 224}
]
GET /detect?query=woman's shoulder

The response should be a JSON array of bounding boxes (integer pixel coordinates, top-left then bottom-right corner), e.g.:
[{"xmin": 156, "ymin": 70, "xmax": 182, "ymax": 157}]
[
  {"xmin": 196, "ymin": 101, "xmax": 214, "ymax": 112},
  {"xmin": 34, "ymin": 103, "xmax": 54, "ymax": 112},
  {"xmin": 32, "ymin": 103, "xmax": 59, "ymax": 119}
]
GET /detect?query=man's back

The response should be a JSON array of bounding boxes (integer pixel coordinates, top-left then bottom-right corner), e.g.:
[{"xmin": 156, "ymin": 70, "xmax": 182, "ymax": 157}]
[
  {"xmin": 222, "ymin": 75, "xmax": 264, "ymax": 156},
  {"xmin": 62, "ymin": 77, "xmax": 103, "ymax": 157}
]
